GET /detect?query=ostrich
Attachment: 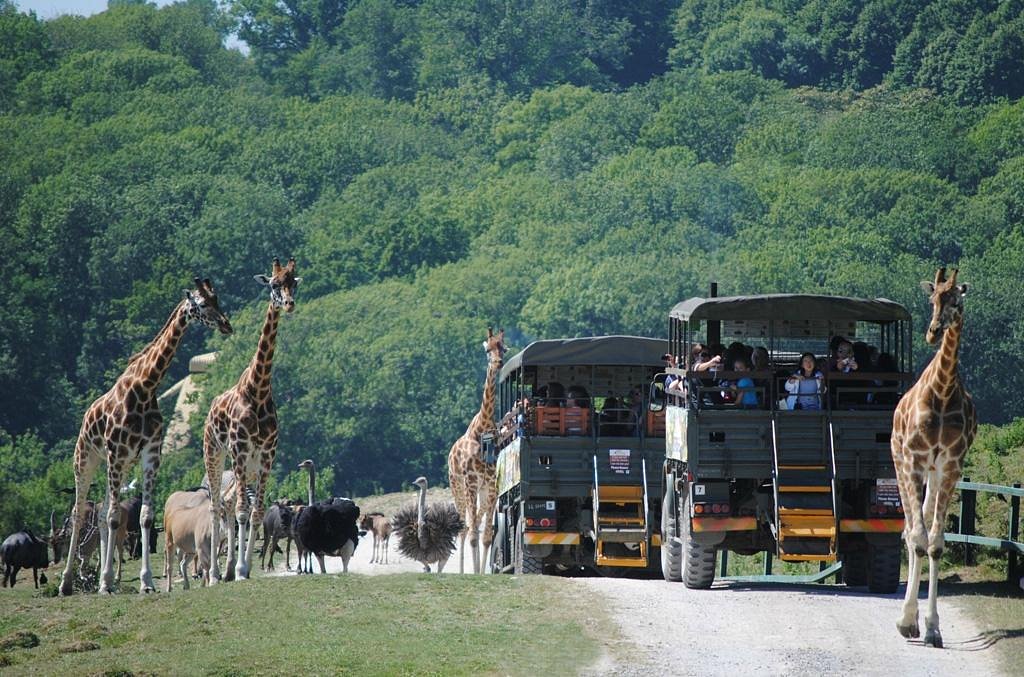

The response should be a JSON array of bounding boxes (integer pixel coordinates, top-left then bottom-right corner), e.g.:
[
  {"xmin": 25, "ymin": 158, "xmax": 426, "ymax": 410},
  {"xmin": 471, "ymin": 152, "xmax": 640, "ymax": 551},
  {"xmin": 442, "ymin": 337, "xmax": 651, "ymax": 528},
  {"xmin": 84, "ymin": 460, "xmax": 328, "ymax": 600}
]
[
  {"xmin": 393, "ymin": 477, "xmax": 464, "ymax": 573},
  {"xmin": 292, "ymin": 459, "xmax": 361, "ymax": 574}
]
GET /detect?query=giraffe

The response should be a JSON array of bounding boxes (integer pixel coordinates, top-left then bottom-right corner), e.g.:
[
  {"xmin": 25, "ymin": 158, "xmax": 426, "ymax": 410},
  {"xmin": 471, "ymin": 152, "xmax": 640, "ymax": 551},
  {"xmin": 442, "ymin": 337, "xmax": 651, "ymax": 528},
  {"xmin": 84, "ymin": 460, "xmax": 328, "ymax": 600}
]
[
  {"xmin": 892, "ymin": 267, "xmax": 977, "ymax": 648},
  {"xmin": 59, "ymin": 279, "xmax": 232, "ymax": 596},
  {"xmin": 204, "ymin": 257, "xmax": 300, "ymax": 582},
  {"xmin": 448, "ymin": 327, "xmax": 506, "ymax": 574}
]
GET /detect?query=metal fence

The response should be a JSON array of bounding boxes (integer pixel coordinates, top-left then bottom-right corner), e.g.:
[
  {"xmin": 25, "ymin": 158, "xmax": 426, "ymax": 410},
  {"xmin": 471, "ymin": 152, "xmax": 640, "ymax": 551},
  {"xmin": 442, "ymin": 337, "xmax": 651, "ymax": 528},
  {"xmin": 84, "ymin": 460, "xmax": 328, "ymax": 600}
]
[{"xmin": 946, "ymin": 478, "xmax": 1023, "ymax": 583}]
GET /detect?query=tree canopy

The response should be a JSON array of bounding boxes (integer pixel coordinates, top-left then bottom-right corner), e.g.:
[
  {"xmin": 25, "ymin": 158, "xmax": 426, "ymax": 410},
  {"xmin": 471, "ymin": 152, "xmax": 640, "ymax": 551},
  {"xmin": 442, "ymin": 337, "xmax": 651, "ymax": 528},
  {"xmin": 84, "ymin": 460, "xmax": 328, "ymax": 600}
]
[{"xmin": 1, "ymin": 0, "xmax": 1022, "ymax": 537}]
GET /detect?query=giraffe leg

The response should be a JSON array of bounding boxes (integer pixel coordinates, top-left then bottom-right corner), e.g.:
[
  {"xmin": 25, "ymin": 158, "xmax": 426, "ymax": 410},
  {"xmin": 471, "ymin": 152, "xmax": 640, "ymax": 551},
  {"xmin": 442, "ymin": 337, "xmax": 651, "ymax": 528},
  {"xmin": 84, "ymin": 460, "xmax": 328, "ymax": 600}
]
[
  {"xmin": 99, "ymin": 456, "xmax": 124, "ymax": 594},
  {"xmin": 468, "ymin": 489, "xmax": 482, "ymax": 575},
  {"xmin": 60, "ymin": 449, "xmax": 99, "ymax": 596},
  {"xmin": 924, "ymin": 465, "xmax": 960, "ymax": 649},
  {"xmin": 244, "ymin": 469, "xmax": 269, "ymax": 577},
  {"xmin": 233, "ymin": 456, "xmax": 251, "ymax": 581},
  {"xmin": 137, "ymin": 442, "xmax": 160, "ymax": 593},
  {"xmin": 897, "ymin": 466, "xmax": 927, "ymax": 638},
  {"xmin": 204, "ymin": 449, "xmax": 224, "ymax": 584},
  {"xmin": 479, "ymin": 477, "xmax": 498, "ymax": 574},
  {"xmin": 449, "ymin": 459, "xmax": 469, "ymax": 574}
]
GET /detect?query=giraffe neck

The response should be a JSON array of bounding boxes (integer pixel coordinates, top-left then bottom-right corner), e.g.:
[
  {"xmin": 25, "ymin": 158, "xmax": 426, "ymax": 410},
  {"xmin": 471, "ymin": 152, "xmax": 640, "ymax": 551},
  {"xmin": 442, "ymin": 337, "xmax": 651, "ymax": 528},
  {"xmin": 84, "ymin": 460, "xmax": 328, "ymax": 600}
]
[
  {"xmin": 467, "ymin": 359, "xmax": 498, "ymax": 439},
  {"xmin": 924, "ymin": 315, "xmax": 964, "ymax": 401},
  {"xmin": 240, "ymin": 301, "xmax": 280, "ymax": 399},
  {"xmin": 124, "ymin": 301, "xmax": 190, "ymax": 394}
]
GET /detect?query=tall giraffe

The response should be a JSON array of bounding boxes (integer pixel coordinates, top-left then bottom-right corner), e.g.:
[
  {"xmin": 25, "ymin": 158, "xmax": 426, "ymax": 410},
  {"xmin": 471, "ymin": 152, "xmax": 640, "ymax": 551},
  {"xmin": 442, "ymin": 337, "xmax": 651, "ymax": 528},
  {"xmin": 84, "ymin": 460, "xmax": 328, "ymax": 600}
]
[
  {"xmin": 204, "ymin": 257, "xmax": 300, "ymax": 582},
  {"xmin": 892, "ymin": 267, "xmax": 976, "ymax": 648},
  {"xmin": 448, "ymin": 327, "xmax": 506, "ymax": 574},
  {"xmin": 59, "ymin": 279, "xmax": 232, "ymax": 595}
]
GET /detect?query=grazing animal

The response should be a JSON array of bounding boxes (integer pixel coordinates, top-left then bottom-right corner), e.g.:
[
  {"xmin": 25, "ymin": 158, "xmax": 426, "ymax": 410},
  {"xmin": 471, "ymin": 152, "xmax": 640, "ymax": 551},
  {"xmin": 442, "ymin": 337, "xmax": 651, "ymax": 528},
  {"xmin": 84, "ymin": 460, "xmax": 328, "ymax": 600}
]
[
  {"xmin": 261, "ymin": 501, "xmax": 294, "ymax": 571},
  {"xmin": 60, "ymin": 279, "xmax": 231, "ymax": 596},
  {"xmin": 1, "ymin": 530, "xmax": 50, "ymax": 588},
  {"xmin": 204, "ymin": 258, "xmax": 299, "ymax": 583},
  {"xmin": 284, "ymin": 500, "xmax": 305, "ymax": 571},
  {"xmin": 448, "ymin": 327, "xmax": 505, "ymax": 573},
  {"xmin": 50, "ymin": 504, "xmax": 100, "ymax": 572},
  {"xmin": 393, "ymin": 477, "xmax": 463, "ymax": 573},
  {"xmin": 893, "ymin": 268, "xmax": 977, "ymax": 648},
  {"xmin": 122, "ymin": 496, "xmax": 157, "ymax": 559},
  {"xmin": 163, "ymin": 488, "xmax": 231, "ymax": 591},
  {"xmin": 360, "ymin": 513, "xmax": 392, "ymax": 564},
  {"xmin": 291, "ymin": 459, "xmax": 360, "ymax": 573}
]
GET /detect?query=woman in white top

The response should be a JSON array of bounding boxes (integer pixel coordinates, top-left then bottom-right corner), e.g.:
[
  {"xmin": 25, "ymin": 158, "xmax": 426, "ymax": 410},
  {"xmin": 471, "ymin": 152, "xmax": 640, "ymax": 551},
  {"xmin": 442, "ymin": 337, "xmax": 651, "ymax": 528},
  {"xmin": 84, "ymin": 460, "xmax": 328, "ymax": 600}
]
[{"xmin": 785, "ymin": 352, "xmax": 824, "ymax": 410}]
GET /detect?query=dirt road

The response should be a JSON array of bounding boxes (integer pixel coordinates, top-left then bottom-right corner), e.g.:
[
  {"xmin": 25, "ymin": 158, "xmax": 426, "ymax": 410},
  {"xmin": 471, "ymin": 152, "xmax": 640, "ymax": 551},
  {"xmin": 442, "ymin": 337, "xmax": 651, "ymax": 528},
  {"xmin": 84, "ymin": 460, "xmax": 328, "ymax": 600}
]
[
  {"xmin": 576, "ymin": 577, "xmax": 1005, "ymax": 676},
  {"xmin": 274, "ymin": 533, "xmax": 1004, "ymax": 675}
]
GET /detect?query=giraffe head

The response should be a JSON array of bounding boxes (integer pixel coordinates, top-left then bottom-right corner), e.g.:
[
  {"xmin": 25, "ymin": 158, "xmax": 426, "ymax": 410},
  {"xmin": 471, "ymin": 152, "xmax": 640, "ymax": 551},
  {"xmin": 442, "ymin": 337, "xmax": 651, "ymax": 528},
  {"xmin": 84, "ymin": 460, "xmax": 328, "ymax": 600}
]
[
  {"xmin": 254, "ymin": 257, "xmax": 301, "ymax": 313},
  {"xmin": 483, "ymin": 326, "xmax": 506, "ymax": 369},
  {"xmin": 184, "ymin": 278, "xmax": 233, "ymax": 335},
  {"xmin": 921, "ymin": 267, "xmax": 968, "ymax": 345}
]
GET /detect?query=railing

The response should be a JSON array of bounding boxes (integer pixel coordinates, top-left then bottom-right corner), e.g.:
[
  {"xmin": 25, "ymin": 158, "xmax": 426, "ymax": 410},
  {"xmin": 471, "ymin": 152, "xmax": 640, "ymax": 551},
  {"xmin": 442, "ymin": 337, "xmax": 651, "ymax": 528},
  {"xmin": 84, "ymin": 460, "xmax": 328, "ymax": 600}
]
[{"xmin": 945, "ymin": 479, "xmax": 1023, "ymax": 583}]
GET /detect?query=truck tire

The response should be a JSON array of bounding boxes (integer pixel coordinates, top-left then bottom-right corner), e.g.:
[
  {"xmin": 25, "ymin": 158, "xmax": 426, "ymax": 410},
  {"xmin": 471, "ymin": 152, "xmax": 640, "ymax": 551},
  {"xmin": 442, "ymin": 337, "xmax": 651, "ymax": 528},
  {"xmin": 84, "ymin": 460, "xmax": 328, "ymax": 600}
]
[
  {"xmin": 867, "ymin": 543, "xmax": 901, "ymax": 594},
  {"xmin": 681, "ymin": 491, "xmax": 716, "ymax": 589},
  {"xmin": 514, "ymin": 516, "xmax": 544, "ymax": 575},
  {"xmin": 661, "ymin": 490, "xmax": 682, "ymax": 583},
  {"xmin": 842, "ymin": 551, "xmax": 868, "ymax": 587}
]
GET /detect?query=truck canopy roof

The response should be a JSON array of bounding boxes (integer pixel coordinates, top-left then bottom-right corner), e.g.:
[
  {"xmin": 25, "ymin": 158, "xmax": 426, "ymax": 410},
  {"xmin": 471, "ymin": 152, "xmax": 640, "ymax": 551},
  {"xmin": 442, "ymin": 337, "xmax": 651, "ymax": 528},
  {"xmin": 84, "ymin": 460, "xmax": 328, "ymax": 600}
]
[
  {"xmin": 500, "ymin": 335, "xmax": 667, "ymax": 381},
  {"xmin": 669, "ymin": 294, "xmax": 910, "ymax": 323}
]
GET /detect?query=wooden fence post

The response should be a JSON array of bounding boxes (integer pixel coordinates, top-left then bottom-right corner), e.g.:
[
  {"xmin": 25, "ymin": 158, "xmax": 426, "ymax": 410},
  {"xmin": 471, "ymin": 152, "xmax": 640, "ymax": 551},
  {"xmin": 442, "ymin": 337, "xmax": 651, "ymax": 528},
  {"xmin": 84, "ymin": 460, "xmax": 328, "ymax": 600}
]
[
  {"xmin": 720, "ymin": 550, "xmax": 729, "ymax": 577},
  {"xmin": 959, "ymin": 477, "xmax": 976, "ymax": 566},
  {"xmin": 764, "ymin": 551, "xmax": 773, "ymax": 576},
  {"xmin": 1009, "ymin": 482, "xmax": 1021, "ymax": 584}
]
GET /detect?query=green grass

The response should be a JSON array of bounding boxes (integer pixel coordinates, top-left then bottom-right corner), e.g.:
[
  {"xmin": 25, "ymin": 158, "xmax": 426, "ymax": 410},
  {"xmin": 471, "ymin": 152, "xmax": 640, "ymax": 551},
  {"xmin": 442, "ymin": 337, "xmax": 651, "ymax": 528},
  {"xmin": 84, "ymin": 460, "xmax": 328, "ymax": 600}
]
[
  {"xmin": 941, "ymin": 565, "xmax": 1024, "ymax": 674},
  {"xmin": 0, "ymin": 562, "xmax": 604, "ymax": 676}
]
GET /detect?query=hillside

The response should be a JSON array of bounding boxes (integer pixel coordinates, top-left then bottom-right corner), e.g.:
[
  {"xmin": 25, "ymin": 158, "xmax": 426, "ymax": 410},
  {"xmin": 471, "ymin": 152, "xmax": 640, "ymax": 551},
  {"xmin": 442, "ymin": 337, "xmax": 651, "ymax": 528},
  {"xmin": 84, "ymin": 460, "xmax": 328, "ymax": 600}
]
[{"xmin": 1, "ymin": 0, "xmax": 1023, "ymax": 536}]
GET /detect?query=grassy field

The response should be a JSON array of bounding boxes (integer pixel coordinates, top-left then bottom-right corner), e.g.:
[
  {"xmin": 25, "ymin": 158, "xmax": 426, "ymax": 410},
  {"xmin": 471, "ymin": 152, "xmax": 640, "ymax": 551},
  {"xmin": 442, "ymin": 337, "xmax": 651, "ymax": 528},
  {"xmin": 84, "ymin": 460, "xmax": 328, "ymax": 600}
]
[
  {"xmin": 0, "ymin": 553, "xmax": 606, "ymax": 676},
  {"xmin": 941, "ymin": 564, "xmax": 1024, "ymax": 674}
]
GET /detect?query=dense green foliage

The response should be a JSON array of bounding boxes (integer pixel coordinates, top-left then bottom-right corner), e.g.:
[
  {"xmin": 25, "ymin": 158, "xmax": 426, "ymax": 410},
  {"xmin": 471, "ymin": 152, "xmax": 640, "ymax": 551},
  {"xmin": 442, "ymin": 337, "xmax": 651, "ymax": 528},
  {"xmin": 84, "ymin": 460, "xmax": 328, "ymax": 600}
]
[{"xmin": 1, "ymin": 0, "xmax": 1022, "ymax": 538}]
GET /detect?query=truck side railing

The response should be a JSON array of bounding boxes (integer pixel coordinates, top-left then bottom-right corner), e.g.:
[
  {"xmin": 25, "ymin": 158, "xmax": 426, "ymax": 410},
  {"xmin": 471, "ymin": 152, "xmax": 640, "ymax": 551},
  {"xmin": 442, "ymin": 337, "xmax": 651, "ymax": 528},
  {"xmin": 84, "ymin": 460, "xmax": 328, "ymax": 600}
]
[{"xmin": 945, "ymin": 479, "xmax": 1023, "ymax": 583}]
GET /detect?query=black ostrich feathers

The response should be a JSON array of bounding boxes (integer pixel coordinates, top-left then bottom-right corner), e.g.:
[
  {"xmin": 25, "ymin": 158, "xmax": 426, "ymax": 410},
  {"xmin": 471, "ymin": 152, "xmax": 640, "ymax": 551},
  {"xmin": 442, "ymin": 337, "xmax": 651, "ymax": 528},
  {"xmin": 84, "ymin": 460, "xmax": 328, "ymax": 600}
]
[
  {"xmin": 294, "ymin": 497, "xmax": 361, "ymax": 556},
  {"xmin": 392, "ymin": 501, "xmax": 464, "ymax": 565}
]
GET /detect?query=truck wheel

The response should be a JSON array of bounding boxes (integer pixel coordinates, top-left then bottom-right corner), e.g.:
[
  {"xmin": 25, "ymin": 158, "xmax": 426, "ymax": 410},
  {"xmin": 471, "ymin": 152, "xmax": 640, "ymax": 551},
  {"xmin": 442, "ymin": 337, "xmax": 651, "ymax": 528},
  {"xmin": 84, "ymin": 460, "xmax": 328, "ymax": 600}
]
[
  {"xmin": 681, "ymin": 492, "xmax": 716, "ymax": 589},
  {"xmin": 514, "ymin": 517, "xmax": 544, "ymax": 575},
  {"xmin": 867, "ymin": 543, "xmax": 901, "ymax": 594},
  {"xmin": 842, "ymin": 551, "xmax": 868, "ymax": 587},
  {"xmin": 661, "ymin": 490, "xmax": 682, "ymax": 583}
]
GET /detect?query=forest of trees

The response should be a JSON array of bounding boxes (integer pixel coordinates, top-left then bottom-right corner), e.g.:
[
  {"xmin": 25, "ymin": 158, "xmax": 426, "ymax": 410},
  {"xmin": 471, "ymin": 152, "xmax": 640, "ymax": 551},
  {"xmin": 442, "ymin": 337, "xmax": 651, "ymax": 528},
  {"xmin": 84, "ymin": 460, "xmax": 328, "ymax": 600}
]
[{"xmin": 1, "ymin": 0, "xmax": 1023, "ymax": 538}]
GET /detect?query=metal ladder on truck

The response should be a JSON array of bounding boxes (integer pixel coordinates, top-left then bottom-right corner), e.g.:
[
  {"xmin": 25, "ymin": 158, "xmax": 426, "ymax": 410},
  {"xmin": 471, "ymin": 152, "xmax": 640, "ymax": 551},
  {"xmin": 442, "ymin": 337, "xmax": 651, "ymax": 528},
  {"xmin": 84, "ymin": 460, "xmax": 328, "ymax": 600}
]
[
  {"xmin": 592, "ymin": 455, "xmax": 650, "ymax": 567},
  {"xmin": 770, "ymin": 417, "xmax": 838, "ymax": 562}
]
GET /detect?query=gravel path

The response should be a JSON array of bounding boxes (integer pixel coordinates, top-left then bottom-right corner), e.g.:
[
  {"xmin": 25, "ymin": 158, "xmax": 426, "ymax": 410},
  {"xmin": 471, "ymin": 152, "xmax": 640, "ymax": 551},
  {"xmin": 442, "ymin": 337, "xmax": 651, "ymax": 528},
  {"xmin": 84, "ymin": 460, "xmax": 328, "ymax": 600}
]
[
  {"xmin": 267, "ymin": 522, "xmax": 1004, "ymax": 675},
  {"xmin": 575, "ymin": 577, "xmax": 1005, "ymax": 676}
]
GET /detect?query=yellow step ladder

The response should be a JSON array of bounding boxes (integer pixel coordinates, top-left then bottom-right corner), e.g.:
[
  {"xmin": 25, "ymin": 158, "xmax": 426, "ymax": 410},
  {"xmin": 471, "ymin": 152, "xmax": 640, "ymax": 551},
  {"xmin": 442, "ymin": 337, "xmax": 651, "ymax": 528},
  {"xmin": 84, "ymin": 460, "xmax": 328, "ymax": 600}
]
[{"xmin": 592, "ymin": 457, "xmax": 650, "ymax": 568}]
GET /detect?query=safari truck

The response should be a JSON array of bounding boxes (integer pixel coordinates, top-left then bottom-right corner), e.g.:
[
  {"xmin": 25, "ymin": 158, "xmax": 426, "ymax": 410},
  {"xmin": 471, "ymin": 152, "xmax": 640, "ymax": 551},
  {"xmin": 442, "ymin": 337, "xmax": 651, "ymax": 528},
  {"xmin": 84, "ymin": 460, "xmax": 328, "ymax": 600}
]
[
  {"xmin": 489, "ymin": 336, "xmax": 667, "ymax": 575},
  {"xmin": 658, "ymin": 294, "xmax": 912, "ymax": 591}
]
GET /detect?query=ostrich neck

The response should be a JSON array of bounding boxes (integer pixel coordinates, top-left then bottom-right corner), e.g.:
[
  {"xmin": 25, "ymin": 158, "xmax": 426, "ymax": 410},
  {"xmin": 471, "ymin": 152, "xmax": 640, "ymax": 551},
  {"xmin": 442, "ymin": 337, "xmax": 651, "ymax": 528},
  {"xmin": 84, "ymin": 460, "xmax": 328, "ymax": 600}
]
[
  {"xmin": 306, "ymin": 466, "xmax": 316, "ymax": 506},
  {"xmin": 417, "ymin": 485, "xmax": 428, "ymax": 547}
]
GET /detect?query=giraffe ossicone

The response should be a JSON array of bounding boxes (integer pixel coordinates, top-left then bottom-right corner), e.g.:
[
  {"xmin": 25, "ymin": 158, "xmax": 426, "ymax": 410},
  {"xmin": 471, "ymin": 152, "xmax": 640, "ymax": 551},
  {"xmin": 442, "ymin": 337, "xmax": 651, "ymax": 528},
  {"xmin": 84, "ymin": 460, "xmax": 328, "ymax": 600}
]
[
  {"xmin": 892, "ymin": 267, "xmax": 976, "ymax": 649},
  {"xmin": 59, "ymin": 278, "xmax": 231, "ymax": 596}
]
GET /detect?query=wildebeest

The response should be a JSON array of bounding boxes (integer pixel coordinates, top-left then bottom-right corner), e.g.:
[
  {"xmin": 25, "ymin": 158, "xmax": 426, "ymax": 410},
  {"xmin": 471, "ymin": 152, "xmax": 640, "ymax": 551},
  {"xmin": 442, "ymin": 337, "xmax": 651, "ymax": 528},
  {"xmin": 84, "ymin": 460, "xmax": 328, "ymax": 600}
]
[
  {"xmin": 261, "ymin": 501, "xmax": 294, "ymax": 571},
  {"xmin": 1, "ymin": 530, "xmax": 50, "ymax": 588},
  {"xmin": 122, "ymin": 496, "xmax": 157, "ymax": 559}
]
